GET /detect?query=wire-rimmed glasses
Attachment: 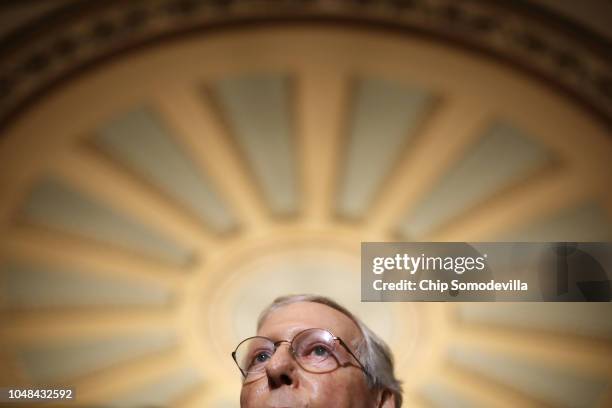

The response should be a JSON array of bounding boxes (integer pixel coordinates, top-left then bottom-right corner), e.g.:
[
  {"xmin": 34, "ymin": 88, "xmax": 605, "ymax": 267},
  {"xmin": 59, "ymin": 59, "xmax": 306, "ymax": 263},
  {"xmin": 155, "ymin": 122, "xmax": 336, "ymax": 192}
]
[{"xmin": 231, "ymin": 328, "xmax": 365, "ymax": 379}]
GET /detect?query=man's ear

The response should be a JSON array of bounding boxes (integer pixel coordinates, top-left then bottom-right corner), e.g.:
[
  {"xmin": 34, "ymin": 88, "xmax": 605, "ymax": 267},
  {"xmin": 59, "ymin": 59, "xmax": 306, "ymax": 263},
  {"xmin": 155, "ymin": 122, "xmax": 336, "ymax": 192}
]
[{"xmin": 376, "ymin": 389, "xmax": 395, "ymax": 408}]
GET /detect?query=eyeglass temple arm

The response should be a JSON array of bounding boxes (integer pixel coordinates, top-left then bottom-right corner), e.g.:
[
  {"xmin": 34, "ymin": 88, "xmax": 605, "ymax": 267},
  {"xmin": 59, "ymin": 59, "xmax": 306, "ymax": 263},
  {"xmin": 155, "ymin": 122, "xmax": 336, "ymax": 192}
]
[{"xmin": 336, "ymin": 337, "xmax": 366, "ymax": 372}]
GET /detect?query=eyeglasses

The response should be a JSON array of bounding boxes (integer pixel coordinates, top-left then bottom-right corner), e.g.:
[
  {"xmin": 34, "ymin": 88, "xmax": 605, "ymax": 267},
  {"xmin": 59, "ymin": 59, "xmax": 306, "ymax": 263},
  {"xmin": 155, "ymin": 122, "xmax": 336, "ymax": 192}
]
[{"xmin": 231, "ymin": 328, "xmax": 365, "ymax": 378}]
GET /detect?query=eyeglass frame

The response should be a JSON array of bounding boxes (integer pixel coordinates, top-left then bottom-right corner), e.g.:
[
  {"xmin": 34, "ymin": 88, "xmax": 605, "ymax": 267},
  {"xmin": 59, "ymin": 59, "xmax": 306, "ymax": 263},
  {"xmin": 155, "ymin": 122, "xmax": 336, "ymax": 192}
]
[{"xmin": 231, "ymin": 327, "xmax": 366, "ymax": 378}]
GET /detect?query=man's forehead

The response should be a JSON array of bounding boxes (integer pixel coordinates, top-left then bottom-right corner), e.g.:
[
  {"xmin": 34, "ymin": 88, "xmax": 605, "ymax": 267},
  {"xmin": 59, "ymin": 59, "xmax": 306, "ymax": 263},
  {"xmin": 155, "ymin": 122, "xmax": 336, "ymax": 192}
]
[{"xmin": 257, "ymin": 301, "xmax": 362, "ymax": 343}]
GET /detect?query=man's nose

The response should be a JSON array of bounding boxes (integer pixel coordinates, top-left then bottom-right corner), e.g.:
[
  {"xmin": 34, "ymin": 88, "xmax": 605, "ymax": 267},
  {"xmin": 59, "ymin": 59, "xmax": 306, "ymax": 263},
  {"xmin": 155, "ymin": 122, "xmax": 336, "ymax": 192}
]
[{"xmin": 265, "ymin": 343, "xmax": 297, "ymax": 389}]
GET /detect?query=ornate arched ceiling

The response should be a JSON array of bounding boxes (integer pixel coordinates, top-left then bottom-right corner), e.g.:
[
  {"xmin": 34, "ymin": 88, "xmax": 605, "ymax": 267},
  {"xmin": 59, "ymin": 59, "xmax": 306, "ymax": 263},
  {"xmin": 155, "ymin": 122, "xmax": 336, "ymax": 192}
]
[
  {"xmin": 0, "ymin": 2, "xmax": 611, "ymax": 408},
  {"xmin": 0, "ymin": 0, "xmax": 611, "ymax": 132}
]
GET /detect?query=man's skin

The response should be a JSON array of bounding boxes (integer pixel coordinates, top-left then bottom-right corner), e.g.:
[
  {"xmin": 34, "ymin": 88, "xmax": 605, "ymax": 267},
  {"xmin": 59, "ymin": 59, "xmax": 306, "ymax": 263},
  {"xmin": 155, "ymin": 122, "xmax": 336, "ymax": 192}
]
[{"xmin": 240, "ymin": 301, "xmax": 395, "ymax": 408}]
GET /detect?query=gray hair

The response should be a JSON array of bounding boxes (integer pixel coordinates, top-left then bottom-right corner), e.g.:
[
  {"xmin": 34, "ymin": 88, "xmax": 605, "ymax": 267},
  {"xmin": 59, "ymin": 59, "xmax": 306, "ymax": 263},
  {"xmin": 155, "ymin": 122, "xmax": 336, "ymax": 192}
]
[{"xmin": 257, "ymin": 294, "xmax": 403, "ymax": 407}]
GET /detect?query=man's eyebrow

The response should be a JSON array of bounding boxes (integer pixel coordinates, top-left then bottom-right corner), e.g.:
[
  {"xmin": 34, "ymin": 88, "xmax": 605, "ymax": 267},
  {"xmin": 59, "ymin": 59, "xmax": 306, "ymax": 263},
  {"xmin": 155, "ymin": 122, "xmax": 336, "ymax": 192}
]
[
  {"xmin": 285, "ymin": 327, "xmax": 309, "ymax": 340},
  {"xmin": 260, "ymin": 326, "xmax": 336, "ymax": 341},
  {"xmin": 257, "ymin": 327, "xmax": 300, "ymax": 342}
]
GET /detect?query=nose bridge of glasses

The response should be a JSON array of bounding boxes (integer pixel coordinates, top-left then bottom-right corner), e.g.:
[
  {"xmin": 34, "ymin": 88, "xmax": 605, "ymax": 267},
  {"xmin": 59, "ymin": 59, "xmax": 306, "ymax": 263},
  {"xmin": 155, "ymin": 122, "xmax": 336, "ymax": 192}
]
[
  {"xmin": 273, "ymin": 339, "xmax": 292, "ymax": 348},
  {"xmin": 272, "ymin": 340, "xmax": 295, "ymax": 358}
]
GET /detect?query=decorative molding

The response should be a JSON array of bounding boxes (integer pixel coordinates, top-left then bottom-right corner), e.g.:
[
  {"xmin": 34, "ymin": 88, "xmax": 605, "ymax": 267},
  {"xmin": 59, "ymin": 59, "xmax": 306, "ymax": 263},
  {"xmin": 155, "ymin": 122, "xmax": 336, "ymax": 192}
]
[{"xmin": 0, "ymin": 0, "xmax": 611, "ymax": 131}]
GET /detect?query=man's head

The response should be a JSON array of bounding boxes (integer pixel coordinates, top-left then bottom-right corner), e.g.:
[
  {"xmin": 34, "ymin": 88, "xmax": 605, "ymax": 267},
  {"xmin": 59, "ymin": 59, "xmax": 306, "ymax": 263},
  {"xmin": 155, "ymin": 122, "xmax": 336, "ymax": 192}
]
[{"xmin": 235, "ymin": 294, "xmax": 402, "ymax": 407}]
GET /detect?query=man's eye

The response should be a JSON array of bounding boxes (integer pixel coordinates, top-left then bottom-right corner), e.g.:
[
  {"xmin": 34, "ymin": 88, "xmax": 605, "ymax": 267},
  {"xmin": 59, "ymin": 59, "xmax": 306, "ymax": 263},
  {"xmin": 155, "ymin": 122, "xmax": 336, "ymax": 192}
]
[
  {"xmin": 254, "ymin": 352, "xmax": 270, "ymax": 363},
  {"xmin": 311, "ymin": 345, "xmax": 330, "ymax": 357}
]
